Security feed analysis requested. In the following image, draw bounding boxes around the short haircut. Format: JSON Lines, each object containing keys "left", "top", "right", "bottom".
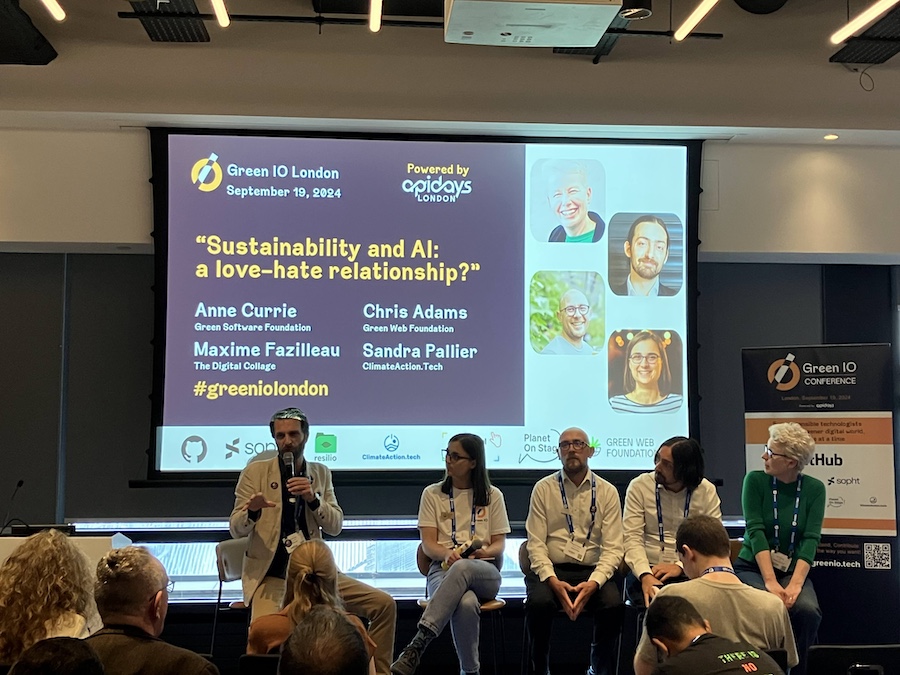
{"left": 769, "top": 422, "right": 815, "bottom": 469}
{"left": 279, "top": 605, "right": 368, "bottom": 675}
{"left": 10, "top": 637, "right": 104, "bottom": 675}
{"left": 625, "top": 214, "right": 670, "bottom": 249}
{"left": 270, "top": 407, "right": 310, "bottom": 437}
{"left": 94, "top": 547, "right": 166, "bottom": 619}
{"left": 675, "top": 515, "right": 730, "bottom": 558}
{"left": 543, "top": 160, "right": 589, "bottom": 193}
{"left": 645, "top": 596, "right": 705, "bottom": 643}
{"left": 670, "top": 438, "right": 706, "bottom": 491}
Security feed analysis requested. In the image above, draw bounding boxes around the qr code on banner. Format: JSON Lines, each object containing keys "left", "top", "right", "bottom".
{"left": 864, "top": 543, "right": 892, "bottom": 570}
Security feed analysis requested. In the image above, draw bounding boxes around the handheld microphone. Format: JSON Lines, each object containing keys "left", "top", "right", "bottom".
{"left": 441, "top": 538, "right": 484, "bottom": 570}
{"left": 282, "top": 452, "right": 296, "bottom": 504}
{"left": 1, "top": 479, "right": 24, "bottom": 534}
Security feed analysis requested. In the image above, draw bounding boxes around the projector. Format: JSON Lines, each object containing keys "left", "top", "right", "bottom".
{"left": 444, "top": 0, "right": 623, "bottom": 47}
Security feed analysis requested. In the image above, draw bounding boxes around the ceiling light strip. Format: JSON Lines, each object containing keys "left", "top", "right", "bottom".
{"left": 369, "top": 0, "right": 383, "bottom": 32}
{"left": 39, "top": 0, "right": 66, "bottom": 22}
{"left": 674, "top": 0, "right": 719, "bottom": 42}
{"left": 830, "top": 0, "right": 900, "bottom": 44}
{"left": 210, "top": 0, "right": 231, "bottom": 28}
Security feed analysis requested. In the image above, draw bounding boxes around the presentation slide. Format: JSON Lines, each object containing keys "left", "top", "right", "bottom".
{"left": 156, "top": 133, "right": 689, "bottom": 472}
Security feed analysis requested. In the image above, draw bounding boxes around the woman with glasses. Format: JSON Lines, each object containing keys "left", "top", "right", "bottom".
{"left": 391, "top": 433, "right": 511, "bottom": 675}
{"left": 609, "top": 330, "right": 682, "bottom": 413}
{"left": 247, "top": 539, "right": 376, "bottom": 673}
{"left": 735, "top": 422, "right": 825, "bottom": 675}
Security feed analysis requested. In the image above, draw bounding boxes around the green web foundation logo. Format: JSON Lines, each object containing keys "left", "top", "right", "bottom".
{"left": 191, "top": 153, "right": 223, "bottom": 192}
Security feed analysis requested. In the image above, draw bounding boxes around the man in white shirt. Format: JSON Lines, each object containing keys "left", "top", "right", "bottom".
{"left": 524, "top": 428, "right": 625, "bottom": 675}
{"left": 623, "top": 437, "right": 722, "bottom": 606}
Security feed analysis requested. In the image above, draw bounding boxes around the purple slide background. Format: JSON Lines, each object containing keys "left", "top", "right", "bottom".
{"left": 165, "top": 135, "right": 525, "bottom": 426}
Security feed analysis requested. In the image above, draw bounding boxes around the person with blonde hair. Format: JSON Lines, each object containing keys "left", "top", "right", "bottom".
{"left": 736, "top": 422, "right": 825, "bottom": 675}
{"left": 247, "top": 539, "right": 376, "bottom": 674}
{"left": 0, "top": 529, "right": 101, "bottom": 665}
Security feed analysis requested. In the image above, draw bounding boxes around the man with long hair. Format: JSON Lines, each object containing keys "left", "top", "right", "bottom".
{"left": 623, "top": 437, "right": 721, "bottom": 606}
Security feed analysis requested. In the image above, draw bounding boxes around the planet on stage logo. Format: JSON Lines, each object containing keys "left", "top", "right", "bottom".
{"left": 767, "top": 352, "right": 800, "bottom": 391}
{"left": 191, "top": 153, "right": 223, "bottom": 192}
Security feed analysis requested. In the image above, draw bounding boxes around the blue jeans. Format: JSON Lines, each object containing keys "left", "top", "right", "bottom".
{"left": 420, "top": 558, "right": 501, "bottom": 674}
{"left": 734, "top": 558, "right": 822, "bottom": 675}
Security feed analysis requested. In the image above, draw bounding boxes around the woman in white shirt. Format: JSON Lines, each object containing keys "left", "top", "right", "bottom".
{"left": 391, "top": 433, "right": 511, "bottom": 675}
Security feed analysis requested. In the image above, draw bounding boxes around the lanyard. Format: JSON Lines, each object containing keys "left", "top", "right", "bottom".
{"left": 655, "top": 483, "right": 693, "bottom": 548}
{"left": 772, "top": 474, "right": 802, "bottom": 556}
{"left": 700, "top": 566, "right": 737, "bottom": 577}
{"left": 558, "top": 471, "right": 597, "bottom": 543}
{"left": 449, "top": 490, "right": 477, "bottom": 547}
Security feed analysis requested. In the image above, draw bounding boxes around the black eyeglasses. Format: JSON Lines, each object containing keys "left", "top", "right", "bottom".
{"left": 442, "top": 449, "right": 473, "bottom": 463}
{"left": 558, "top": 440, "right": 588, "bottom": 451}
{"left": 764, "top": 445, "right": 788, "bottom": 459}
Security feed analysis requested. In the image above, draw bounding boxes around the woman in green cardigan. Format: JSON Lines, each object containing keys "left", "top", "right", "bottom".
{"left": 735, "top": 422, "right": 825, "bottom": 675}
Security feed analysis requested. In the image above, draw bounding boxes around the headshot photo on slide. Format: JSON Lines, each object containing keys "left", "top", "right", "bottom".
{"left": 530, "top": 271, "right": 605, "bottom": 356}
{"left": 608, "top": 213, "right": 683, "bottom": 297}
{"left": 608, "top": 329, "right": 683, "bottom": 412}
{"left": 529, "top": 159, "right": 606, "bottom": 243}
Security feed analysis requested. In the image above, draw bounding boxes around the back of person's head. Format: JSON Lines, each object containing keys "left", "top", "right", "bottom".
{"left": 0, "top": 529, "right": 95, "bottom": 664}
{"left": 675, "top": 515, "right": 731, "bottom": 558}
{"left": 94, "top": 547, "right": 166, "bottom": 623}
{"left": 645, "top": 596, "right": 706, "bottom": 644}
{"left": 9, "top": 637, "right": 104, "bottom": 675}
{"left": 283, "top": 540, "right": 342, "bottom": 626}
{"left": 670, "top": 438, "right": 706, "bottom": 490}
{"left": 279, "top": 605, "right": 368, "bottom": 675}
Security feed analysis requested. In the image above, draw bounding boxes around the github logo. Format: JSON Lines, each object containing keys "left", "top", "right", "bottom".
{"left": 191, "top": 153, "right": 223, "bottom": 192}
{"left": 181, "top": 435, "right": 208, "bottom": 463}
{"left": 767, "top": 352, "right": 800, "bottom": 391}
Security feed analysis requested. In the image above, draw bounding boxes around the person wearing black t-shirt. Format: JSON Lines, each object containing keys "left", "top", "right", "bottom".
{"left": 645, "top": 595, "right": 785, "bottom": 675}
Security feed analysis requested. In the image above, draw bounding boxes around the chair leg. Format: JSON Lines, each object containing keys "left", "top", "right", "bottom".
{"left": 210, "top": 579, "right": 223, "bottom": 657}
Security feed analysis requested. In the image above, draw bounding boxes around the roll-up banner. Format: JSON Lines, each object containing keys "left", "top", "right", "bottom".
{"left": 742, "top": 344, "right": 898, "bottom": 643}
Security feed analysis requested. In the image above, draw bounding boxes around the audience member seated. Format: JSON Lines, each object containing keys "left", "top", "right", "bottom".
{"left": 86, "top": 546, "right": 219, "bottom": 675}
{"left": 633, "top": 515, "right": 798, "bottom": 675}
{"left": 279, "top": 605, "right": 370, "bottom": 675}
{"left": 9, "top": 637, "right": 105, "bottom": 675}
{"left": 735, "top": 422, "right": 824, "bottom": 675}
{"left": 247, "top": 539, "right": 375, "bottom": 673}
{"left": 644, "top": 595, "right": 785, "bottom": 675}
{"left": 0, "top": 529, "right": 101, "bottom": 664}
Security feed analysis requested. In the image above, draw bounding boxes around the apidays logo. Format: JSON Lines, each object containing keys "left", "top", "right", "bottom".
{"left": 767, "top": 352, "right": 800, "bottom": 391}
{"left": 402, "top": 174, "right": 473, "bottom": 203}
{"left": 191, "top": 152, "right": 223, "bottom": 192}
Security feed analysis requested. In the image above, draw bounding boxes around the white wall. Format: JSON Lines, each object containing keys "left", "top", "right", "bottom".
{"left": 700, "top": 141, "right": 900, "bottom": 263}
{"left": 2, "top": 128, "right": 899, "bottom": 263}
{"left": 0, "top": 129, "right": 152, "bottom": 251}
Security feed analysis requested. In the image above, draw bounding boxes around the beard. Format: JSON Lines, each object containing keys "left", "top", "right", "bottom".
{"left": 632, "top": 258, "right": 661, "bottom": 280}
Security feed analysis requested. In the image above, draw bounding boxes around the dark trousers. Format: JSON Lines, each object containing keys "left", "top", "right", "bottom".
{"left": 524, "top": 563, "right": 624, "bottom": 675}
{"left": 623, "top": 570, "right": 689, "bottom": 607}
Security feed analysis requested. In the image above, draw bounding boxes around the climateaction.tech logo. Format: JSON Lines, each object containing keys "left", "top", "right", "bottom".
{"left": 767, "top": 352, "right": 800, "bottom": 391}
{"left": 191, "top": 153, "right": 223, "bottom": 192}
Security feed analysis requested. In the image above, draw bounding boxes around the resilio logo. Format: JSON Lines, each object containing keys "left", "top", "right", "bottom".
{"left": 767, "top": 352, "right": 800, "bottom": 391}
{"left": 191, "top": 153, "right": 223, "bottom": 192}
{"left": 315, "top": 433, "right": 337, "bottom": 454}
{"left": 181, "top": 435, "right": 208, "bottom": 463}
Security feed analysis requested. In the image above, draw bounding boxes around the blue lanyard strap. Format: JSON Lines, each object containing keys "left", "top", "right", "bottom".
{"left": 449, "top": 491, "right": 477, "bottom": 547}
{"left": 557, "top": 471, "right": 597, "bottom": 543}
{"left": 772, "top": 473, "right": 802, "bottom": 556}
{"left": 700, "top": 566, "right": 737, "bottom": 577}
{"left": 655, "top": 483, "right": 693, "bottom": 548}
